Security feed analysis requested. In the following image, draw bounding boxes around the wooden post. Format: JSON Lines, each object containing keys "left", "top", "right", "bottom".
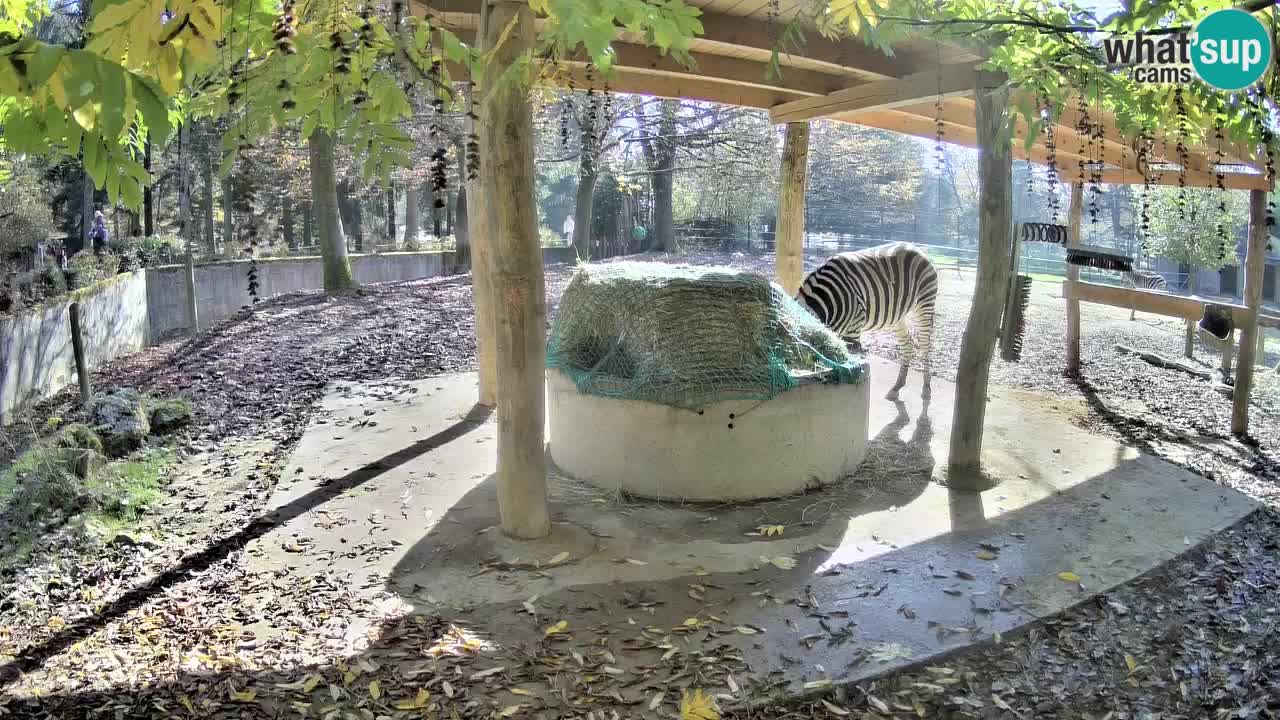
{"left": 1232, "top": 189, "right": 1268, "bottom": 435}
{"left": 1220, "top": 330, "right": 1234, "bottom": 376}
{"left": 1064, "top": 183, "right": 1084, "bottom": 374}
{"left": 69, "top": 302, "right": 92, "bottom": 406}
{"left": 481, "top": 0, "right": 550, "bottom": 539}
{"left": 467, "top": 88, "right": 499, "bottom": 407}
{"left": 775, "top": 122, "right": 810, "bottom": 295}
{"left": 946, "top": 71, "right": 1011, "bottom": 482}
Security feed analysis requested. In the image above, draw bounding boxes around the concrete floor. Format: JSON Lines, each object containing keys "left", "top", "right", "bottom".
{"left": 247, "top": 358, "right": 1256, "bottom": 706}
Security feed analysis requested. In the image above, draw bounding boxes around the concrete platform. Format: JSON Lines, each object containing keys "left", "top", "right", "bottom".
{"left": 247, "top": 358, "right": 1256, "bottom": 709}
{"left": 547, "top": 367, "right": 871, "bottom": 501}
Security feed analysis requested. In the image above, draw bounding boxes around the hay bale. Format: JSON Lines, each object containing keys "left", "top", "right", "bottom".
{"left": 547, "top": 261, "right": 866, "bottom": 409}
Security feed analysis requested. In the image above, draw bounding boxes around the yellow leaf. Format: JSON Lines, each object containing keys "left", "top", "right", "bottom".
{"left": 734, "top": 625, "right": 758, "bottom": 635}
{"left": 394, "top": 688, "right": 431, "bottom": 709}
{"left": 1125, "top": 654, "right": 1137, "bottom": 673}
{"left": 47, "top": 616, "right": 66, "bottom": 631}
{"left": 1057, "top": 571, "right": 1081, "bottom": 582}
{"left": 680, "top": 688, "right": 720, "bottom": 720}
{"left": 544, "top": 620, "right": 568, "bottom": 636}
{"left": 302, "top": 674, "right": 321, "bottom": 694}
{"left": 758, "top": 525, "right": 784, "bottom": 537}
{"left": 769, "top": 556, "right": 797, "bottom": 570}
{"left": 179, "top": 695, "right": 195, "bottom": 713}
{"left": 547, "top": 551, "right": 569, "bottom": 565}
{"left": 368, "top": 679, "right": 381, "bottom": 699}
{"left": 509, "top": 687, "right": 534, "bottom": 696}
{"left": 802, "top": 679, "right": 832, "bottom": 690}
{"left": 229, "top": 688, "right": 257, "bottom": 702}
{"left": 499, "top": 705, "right": 523, "bottom": 717}
{"left": 976, "top": 550, "right": 998, "bottom": 561}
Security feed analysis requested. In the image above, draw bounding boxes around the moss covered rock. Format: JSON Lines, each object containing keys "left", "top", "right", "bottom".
{"left": 146, "top": 397, "right": 193, "bottom": 434}
{"left": 90, "top": 389, "right": 150, "bottom": 457}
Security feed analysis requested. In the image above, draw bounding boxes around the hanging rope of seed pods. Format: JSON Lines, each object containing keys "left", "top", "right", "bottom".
{"left": 1174, "top": 87, "right": 1189, "bottom": 222}
{"left": 1044, "top": 99, "right": 1060, "bottom": 223}
{"left": 1213, "top": 120, "right": 1231, "bottom": 264}
{"left": 933, "top": 42, "right": 945, "bottom": 177}
{"left": 1137, "top": 126, "right": 1153, "bottom": 255}
{"left": 1087, "top": 84, "right": 1104, "bottom": 228}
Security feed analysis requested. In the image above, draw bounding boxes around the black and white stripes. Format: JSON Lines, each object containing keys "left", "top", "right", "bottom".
{"left": 1127, "top": 269, "right": 1168, "bottom": 291}
{"left": 796, "top": 242, "right": 938, "bottom": 399}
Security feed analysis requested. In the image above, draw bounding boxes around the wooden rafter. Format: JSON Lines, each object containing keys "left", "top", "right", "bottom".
{"left": 768, "top": 64, "right": 979, "bottom": 124}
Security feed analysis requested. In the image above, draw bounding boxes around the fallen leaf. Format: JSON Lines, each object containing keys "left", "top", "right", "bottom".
{"left": 544, "top": 620, "right": 568, "bottom": 636}
{"left": 510, "top": 687, "right": 534, "bottom": 696}
{"left": 1125, "top": 654, "right": 1138, "bottom": 673}
{"left": 1057, "top": 571, "right": 1081, "bottom": 582}
{"left": 229, "top": 688, "right": 257, "bottom": 702}
{"left": 734, "top": 625, "right": 758, "bottom": 635}
{"left": 680, "top": 688, "right": 720, "bottom": 720}
{"left": 368, "top": 679, "right": 381, "bottom": 700}
{"left": 499, "top": 705, "right": 524, "bottom": 717}
{"left": 765, "top": 556, "right": 797, "bottom": 570}
{"left": 802, "top": 679, "right": 832, "bottom": 690}
{"left": 46, "top": 616, "right": 66, "bottom": 631}
{"left": 625, "top": 558, "right": 648, "bottom": 565}
{"left": 822, "top": 699, "right": 850, "bottom": 716}
{"left": 650, "top": 691, "right": 666, "bottom": 710}
{"left": 976, "top": 550, "right": 998, "bottom": 561}
{"left": 547, "top": 551, "right": 569, "bottom": 566}
{"left": 394, "top": 688, "right": 432, "bottom": 710}
{"left": 758, "top": 524, "right": 785, "bottom": 537}
{"left": 868, "top": 695, "right": 891, "bottom": 713}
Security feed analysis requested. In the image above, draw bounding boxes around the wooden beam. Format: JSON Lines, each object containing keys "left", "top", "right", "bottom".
{"left": 586, "top": 43, "right": 839, "bottom": 96}
{"left": 482, "top": 0, "right": 551, "bottom": 539}
{"left": 1065, "top": 183, "right": 1084, "bottom": 374}
{"left": 770, "top": 65, "right": 978, "bottom": 124}
{"left": 1064, "top": 280, "right": 1280, "bottom": 329}
{"left": 946, "top": 70, "right": 1011, "bottom": 484}
{"left": 1232, "top": 189, "right": 1269, "bottom": 435}
{"left": 775, "top": 122, "right": 809, "bottom": 295}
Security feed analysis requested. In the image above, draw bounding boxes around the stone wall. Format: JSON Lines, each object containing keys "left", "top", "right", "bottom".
{"left": 1, "top": 271, "right": 150, "bottom": 424}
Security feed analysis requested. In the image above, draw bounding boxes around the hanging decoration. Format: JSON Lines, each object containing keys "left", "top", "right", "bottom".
{"left": 1136, "top": 127, "right": 1153, "bottom": 255}
{"left": 1173, "top": 87, "right": 1189, "bottom": 222}
{"left": 1044, "top": 100, "right": 1060, "bottom": 223}
{"left": 1213, "top": 121, "right": 1231, "bottom": 264}
{"left": 1088, "top": 89, "right": 1104, "bottom": 228}
{"left": 933, "top": 42, "right": 945, "bottom": 177}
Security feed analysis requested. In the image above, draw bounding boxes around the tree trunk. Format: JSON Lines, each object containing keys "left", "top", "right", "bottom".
{"left": 465, "top": 84, "right": 495, "bottom": 403}
{"left": 1065, "top": 183, "right": 1084, "bottom": 372}
{"left": 386, "top": 184, "right": 396, "bottom": 243}
{"left": 454, "top": 184, "right": 470, "bottom": 269}
{"left": 201, "top": 138, "right": 215, "bottom": 254}
{"left": 946, "top": 71, "right": 1012, "bottom": 484}
{"left": 775, "top": 122, "right": 810, "bottom": 295}
{"left": 431, "top": 185, "right": 443, "bottom": 237}
{"left": 573, "top": 169, "right": 597, "bottom": 258}
{"left": 221, "top": 171, "right": 234, "bottom": 254}
{"left": 283, "top": 196, "right": 295, "bottom": 250}
{"left": 404, "top": 181, "right": 419, "bottom": 247}
{"left": 302, "top": 202, "right": 313, "bottom": 248}
{"left": 481, "top": 0, "right": 550, "bottom": 539}
{"left": 308, "top": 129, "right": 356, "bottom": 291}
{"left": 177, "top": 123, "right": 193, "bottom": 252}
{"left": 144, "top": 140, "right": 155, "bottom": 237}
{"left": 651, "top": 168, "right": 674, "bottom": 252}
{"left": 1232, "top": 189, "right": 1269, "bottom": 435}
{"left": 81, "top": 166, "right": 94, "bottom": 252}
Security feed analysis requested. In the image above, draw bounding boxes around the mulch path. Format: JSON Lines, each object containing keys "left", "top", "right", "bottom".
{"left": 2, "top": 254, "right": 1279, "bottom": 719}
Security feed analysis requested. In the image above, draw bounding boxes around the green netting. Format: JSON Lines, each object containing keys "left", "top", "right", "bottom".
{"left": 546, "top": 261, "right": 868, "bottom": 410}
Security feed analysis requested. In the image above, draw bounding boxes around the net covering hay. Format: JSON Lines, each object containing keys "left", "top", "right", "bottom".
{"left": 546, "top": 261, "right": 868, "bottom": 410}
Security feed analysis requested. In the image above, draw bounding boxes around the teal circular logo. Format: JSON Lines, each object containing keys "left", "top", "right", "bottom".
{"left": 1191, "top": 9, "right": 1272, "bottom": 91}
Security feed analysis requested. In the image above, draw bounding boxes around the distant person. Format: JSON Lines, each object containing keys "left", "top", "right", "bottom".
{"left": 563, "top": 215, "right": 575, "bottom": 245}
{"left": 631, "top": 223, "right": 647, "bottom": 249}
{"left": 90, "top": 211, "right": 109, "bottom": 255}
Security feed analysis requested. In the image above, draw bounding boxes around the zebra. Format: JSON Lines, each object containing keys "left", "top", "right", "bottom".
{"left": 1126, "top": 269, "right": 1167, "bottom": 321}
{"left": 796, "top": 242, "right": 938, "bottom": 401}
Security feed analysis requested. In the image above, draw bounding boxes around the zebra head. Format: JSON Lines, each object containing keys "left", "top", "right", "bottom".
{"left": 795, "top": 272, "right": 867, "bottom": 344}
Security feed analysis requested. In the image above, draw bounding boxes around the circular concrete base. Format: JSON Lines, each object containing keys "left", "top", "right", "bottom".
{"left": 485, "top": 523, "right": 599, "bottom": 569}
{"left": 547, "top": 369, "right": 870, "bottom": 502}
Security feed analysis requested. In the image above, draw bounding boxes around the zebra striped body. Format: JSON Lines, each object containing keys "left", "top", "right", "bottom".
{"left": 797, "top": 242, "right": 938, "bottom": 399}
{"left": 1128, "top": 270, "right": 1168, "bottom": 291}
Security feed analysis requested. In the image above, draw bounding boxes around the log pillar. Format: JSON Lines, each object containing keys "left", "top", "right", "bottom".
{"left": 467, "top": 80, "right": 499, "bottom": 408}
{"left": 945, "top": 71, "right": 1011, "bottom": 483}
{"left": 775, "top": 122, "right": 810, "bottom": 295}
{"left": 1232, "top": 189, "right": 1269, "bottom": 435}
{"left": 480, "top": 0, "right": 550, "bottom": 539}
{"left": 1064, "top": 183, "right": 1084, "bottom": 374}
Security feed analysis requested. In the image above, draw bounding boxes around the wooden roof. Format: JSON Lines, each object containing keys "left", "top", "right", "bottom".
{"left": 420, "top": 0, "right": 1271, "bottom": 190}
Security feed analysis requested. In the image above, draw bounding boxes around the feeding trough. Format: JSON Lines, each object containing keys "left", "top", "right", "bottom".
{"left": 546, "top": 262, "right": 871, "bottom": 502}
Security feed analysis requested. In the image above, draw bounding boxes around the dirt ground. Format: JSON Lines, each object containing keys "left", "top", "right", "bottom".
{"left": 2, "top": 251, "right": 1279, "bottom": 718}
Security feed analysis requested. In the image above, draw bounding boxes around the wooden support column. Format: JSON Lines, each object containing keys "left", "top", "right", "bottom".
{"left": 1064, "top": 183, "right": 1084, "bottom": 374}
{"left": 481, "top": 0, "right": 550, "bottom": 539}
{"left": 946, "top": 71, "right": 1011, "bottom": 483}
{"left": 775, "top": 122, "right": 810, "bottom": 295}
{"left": 1232, "top": 189, "right": 1269, "bottom": 435}
{"left": 467, "top": 80, "right": 499, "bottom": 408}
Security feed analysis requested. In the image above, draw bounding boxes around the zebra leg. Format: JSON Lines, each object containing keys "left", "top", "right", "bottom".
{"left": 916, "top": 304, "right": 934, "bottom": 398}
{"left": 886, "top": 321, "right": 914, "bottom": 400}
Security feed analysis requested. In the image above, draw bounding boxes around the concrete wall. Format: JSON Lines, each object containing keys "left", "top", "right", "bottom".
{"left": 1, "top": 271, "right": 149, "bottom": 424}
